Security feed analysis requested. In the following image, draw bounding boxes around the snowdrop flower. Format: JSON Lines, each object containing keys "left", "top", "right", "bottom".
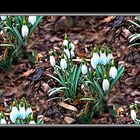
{"left": 1, "top": 16, "right": 7, "bottom": 20}
{"left": 19, "top": 104, "right": 26, "bottom": 119}
{"left": 60, "top": 58, "right": 67, "bottom": 70}
{"left": 81, "top": 64, "right": 88, "bottom": 75}
{"left": 100, "top": 49, "right": 107, "bottom": 65}
{"left": 29, "top": 120, "right": 36, "bottom": 124}
{"left": 70, "top": 50, "right": 75, "bottom": 58}
{"left": 64, "top": 48, "right": 70, "bottom": 59}
{"left": 102, "top": 75, "right": 109, "bottom": 92}
{"left": 91, "top": 47, "right": 100, "bottom": 69}
{"left": 26, "top": 107, "right": 33, "bottom": 117}
{"left": 63, "top": 39, "right": 69, "bottom": 47}
{"left": 28, "top": 16, "right": 36, "bottom": 25}
{"left": 70, "top": 42, "right": 75, "bottom": 51}
{"left": 131, "top": 110, "right": 136, "bottom": 121}
{"left": 10, "top": 106, "right": 20, "bottom": 123}
{"left": 109, "top": 64, "right": 117, "bottom": 80}
{"left": 50, "top": 55, "right": 55, "bottom": 66}
{"left": 107, "top": 50, "right": 113, "bottom": 63}
{"left": 21, "top": 25, "right": 29, "bottom": 38}
{"left": 0, "top": 118, "right": 7, "bottom": 124}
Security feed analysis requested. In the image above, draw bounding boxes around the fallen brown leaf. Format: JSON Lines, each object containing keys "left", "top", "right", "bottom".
{"left": 64, "top": 116, "right": 76, "bottom": 124}
{"left": 58, "top": 101, "right": 78, "bottom": 111}
{"left": 21, "top": 69, "right": 34, "bottom": 78}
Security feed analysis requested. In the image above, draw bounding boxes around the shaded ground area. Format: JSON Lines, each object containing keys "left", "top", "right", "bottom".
{"left": 0, "top": 16, "right": 140, "bottom": 124}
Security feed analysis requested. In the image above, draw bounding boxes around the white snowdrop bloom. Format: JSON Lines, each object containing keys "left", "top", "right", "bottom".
{"left": 1, "top": 16, "right": 7, "bottom": 20}
{"left": 70, "top": 50, "right": 75, "bottom": 58}
{"left": 102, "top": 79, "right": 110, "bottom": 92}
{"left": 91, "top": 52, "right": 100, "bottom": 69}
{"left": 81, "top": 64, "right": 88, "bottom": 75}
{"left": 131, "top": 110, "right": 136, "bottom": 121}
{"left": 10, "top": 106, "right": 20, "bottom": 123}
{"left": 29, "top": 120, "right": 36, "bottom": 124}
{"left": 70, "top": 42, "right": 75, "bottom": 51}
{"left": 100, "top": 51, "right": 107, "bottom": 65}
{"left": 28, "top": 16, "right": 36, "bottom": 25}
{"left": 109, "top": 66, "right": 117, "bottom": 79}
{"left": 64, "top": 48, "right": 70, "bottom": 59}
{"left": 60, "top": 59, "right": 67, "bottom": 70}
{"left": 0, "top": 118, "right": 7, "bottom": 124}
{"left": 50, "top": 55, "right": 55, "bottom": 67}
{"left": 107, "top": 53, "right": 113, "bottom": 63}
{"left": 21, "top": 25, "right": 29, "bottom": 38}
{"left": 26, "top": 107, "right": 33, "bottom": 117}
{"left": 63, "top": 39, "right": 69, "bottom": 47}
{"left": 19, "top": 105, "right": 26, "bottom": 119}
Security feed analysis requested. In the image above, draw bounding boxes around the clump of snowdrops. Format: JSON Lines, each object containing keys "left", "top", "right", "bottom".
{"left": 48, "top": 34, "right": 86, "bottom": 102}
{"left": 0, "top": 97, "right": 44, "bottom": 124}
{"left": 0, "top": 15, "right": 43, "bottom": 71}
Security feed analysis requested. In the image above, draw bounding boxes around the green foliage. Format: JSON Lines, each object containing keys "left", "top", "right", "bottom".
{"left": 0, "top": 16, "right": 43, "bottom": 71}
{"left": 128, "top": 16, "right": 140, "bottom": 47}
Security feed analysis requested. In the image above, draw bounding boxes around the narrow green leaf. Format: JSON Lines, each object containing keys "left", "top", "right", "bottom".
{"left": 128, "top": 20, "right": 140, "bottom": 28}
{"left": 0, "top": 44, "right": 15, "bottom": 47}
{"left": 93, "top": 80, "right": 104, "bottom": 101}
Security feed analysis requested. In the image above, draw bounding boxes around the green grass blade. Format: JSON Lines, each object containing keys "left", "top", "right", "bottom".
{"left": 129, "top": 42, "right": 140, "bottom": 47}
{"left": 93, "top": 80, "right": 104, "bottom": 101}
{"left": 0, "top": 44, "right": 15, "bottom": 47}
{"left": 128, "top": 20, "right": 140, "bottom": 28}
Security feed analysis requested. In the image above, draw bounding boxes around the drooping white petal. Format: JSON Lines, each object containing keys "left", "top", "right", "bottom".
{"left": 1, "top": 16, "right": 7, "bottom": 20}
{"left": 29, "top": 120, "right": 36, "bottom": 124}
{"left": 26, "top": 107, "right": 33, "bottom": 117}
{"left": 91, "top": 52, "right": 100, "bottom": 69}
{"left": 0, "top": 118, "right": 7, "bottom": 124}
{"left": 60, "top": 59, "right": 67, "bottom": 70}
{"left": 107, "top": 53, "right": 113, "bottom": 63}
{"left": 131, "top": 110, "right": 136, "bottom": 121}
{"left": 10, "top": 106, "right": 20, "bottom": 123}
{"left": 50, "top": 56, "right": 55, "bottom": 66}
{"left": 102, "top": 79, "right": 110, "bottom": 92}
{"left": 21, "top": 25, "right": 29, "bottom": 38}
{"left": 63, "top": 40, "right": 68, "bottom": 47}
{"left": 64, "top": 49, "right": 70, "bottom": 59}
{"left": 70, "top": 50, "right": 75, "bottom": 58}
{"left": 100, "top": 52, "right": 107, "bottom": 65}
{"left": 70, "top": 42, "right": 75, "bottom": 51}
{"left": 109, "top": 66, "right": 117, "bottom": 79}
{"left": 81, "top": 64, "right": 88, "bottom": 75}
{"left": 28, "top": 16, "right": 36, "bottom": 25}
{"left": 19, "top": 105, "right": 26, "bottom": 119}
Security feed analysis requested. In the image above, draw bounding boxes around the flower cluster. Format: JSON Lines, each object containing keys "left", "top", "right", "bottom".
{"left": 49, "top": 34, "right": 76, "bottom": 71}
{"left": 9, "top": 98, "right": 35, "bottom": 124}
{"left": 90, "top": 45, "right": 118, "bottom": 92}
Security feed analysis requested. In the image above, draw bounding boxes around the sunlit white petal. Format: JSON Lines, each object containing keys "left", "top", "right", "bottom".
{"left": 70, "top": 42, "right": 75, "bottom": 51}
{"left": 131, "top": 110, "right": 136, "bottom": 121}
{"left": 29, "top": 120, "right": 36, "bottom": 124}
{"left": 10, "top": 106, "right": 20, "bottom": 123}
{"left": 28, "top": 16, "right": 36, "bottom": 25}
{"left": 60, "top": 59, "right": 67, "bottom": 70}
{"left": 100, "top": 52, "right": 107, "bottom": 65}
{"left": 19, "top": 105, "right": 26, "bottom": 119}
{"left": 109, "top": 66, "right": 117, "bottom": 79}
{"left": 1, "top": 16, "right": 7, "bottom": 20}
{"left": 0, "top": 118, "right": 7, "bottom": 124}
{"left": 70, "top": 50, "right": 75, "bottom": 58}
{"left": 81, "top": 64, "right": 88, "bottom": 75}
{"left": 64, "top": 49, "right": 70, "bottom": 59}
{"left": 50, "top": 56, "right": 55, "bottom": 66}
{"left": 102, "top": 79, "right": 109, "bottom": 92}
{"left": 21, "top": 25, "right": 29, "bottom": 38}
{"left": 107, "top": 53, "right": 113, "bottom": 63}
{"left": 26, "top": 107, "right": 33, "bottom": 117}
{"left": 63, "top": 40, "right": 68, "bottom": 47}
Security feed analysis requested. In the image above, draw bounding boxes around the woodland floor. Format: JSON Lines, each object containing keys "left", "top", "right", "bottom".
{"left": 0, "top": 16, "right": 140, "bottom": 124}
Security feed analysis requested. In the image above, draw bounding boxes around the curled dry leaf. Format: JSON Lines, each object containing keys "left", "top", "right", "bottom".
{"left": 58, "top": 101, "right": 78, "bottom": 112}
{"left": 42, "top": 82, "right": 51, "bottom": 93}
{"left": 64, "top": 116, "right": 76, "bottom": 124}
{"left": 21, "top": 69, "right": 34, "bottom": 78}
